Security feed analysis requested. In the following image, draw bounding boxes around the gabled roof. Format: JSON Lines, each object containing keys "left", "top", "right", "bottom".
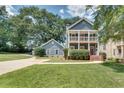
{"left": 67, "top": 17, "right": 93, "bottom": 30}
{"left": 41, "top": 39, "right": 64, "bottom": 48}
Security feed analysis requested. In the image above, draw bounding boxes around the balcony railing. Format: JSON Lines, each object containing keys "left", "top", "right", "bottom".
{"left": 90, "top": 37, "right": 97, "bottom": 41}
{"left": 80, "top": 37, "right": 88, "bottom": 41}
{"left": 70, "top": 37, "right": 78, "bottom": 41}
{"left": 69, "top": 37, "right": 97, "bottom": 42}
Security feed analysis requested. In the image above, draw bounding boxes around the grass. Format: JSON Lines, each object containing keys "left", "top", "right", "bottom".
{"left": 0, "top": 53, "right": 32, "bottom": 62}
{"left": 0, "top": 62, "right": 124, "bottom": 87}
{"left": 36, "top": 56, "right": 90, "bottom": 62}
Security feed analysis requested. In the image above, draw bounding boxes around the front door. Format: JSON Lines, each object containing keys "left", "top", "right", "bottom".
{"left": 90, "top": 46, "right": 95, "bottom": 55}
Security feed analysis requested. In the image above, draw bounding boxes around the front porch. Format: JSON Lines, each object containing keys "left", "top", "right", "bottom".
{"left": 69, "top": 43, "right": 98, "bottom": 55}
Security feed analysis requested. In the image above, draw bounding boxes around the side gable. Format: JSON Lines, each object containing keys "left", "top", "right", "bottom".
{"left": 67, "top": 17, "right": 94, "bottom": 30}
{"left": 41, "top": 39, "right": 64, "bottom": 49}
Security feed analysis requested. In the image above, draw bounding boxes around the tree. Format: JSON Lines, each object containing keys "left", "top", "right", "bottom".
{"left": 63, "top": 16, "right": 80, "bottom": 26}
{"left": 87, "top": 5, "right": 124, "bottom": 43}
{"left": 19, "top": 6, "right": 66, "bottom": 46}
{"left": 7, "top": 6, "right": 66, "bottom": 52}
{"left": 0, "top": 6, "right": 9, "bottom": 51}
{"left": 8, "top": 15, "right": 33, "bottom": 52}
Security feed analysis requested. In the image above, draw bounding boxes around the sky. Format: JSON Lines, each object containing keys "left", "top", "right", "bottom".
{"left": 6, "top": 5, "right": 94, "bottom": 19}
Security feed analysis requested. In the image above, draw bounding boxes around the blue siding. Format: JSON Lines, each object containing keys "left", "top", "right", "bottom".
{"left": 41, "top": 40, "right": 64, "bottom": 56}
{"left": 45, "top": 45, "right": 64, "bottom": 56}
{"left": 69, "top": 20, "right": 93, "bottom": 30}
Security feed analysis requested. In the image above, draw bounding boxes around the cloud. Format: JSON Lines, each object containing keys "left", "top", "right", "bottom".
{"left": 59, "top": 8, "right": 65, "bottom": 19}
{"left": 6, "top": 5, "right": 17, "bottom": 16}
{"left": 66, "top": 5, "right": 95, "bottom": 20}
{"left": 59, "top": 9, "right": 64, "bottom": 14}
{"left": 67, "top": 5, "right": 86, "bottom": 17}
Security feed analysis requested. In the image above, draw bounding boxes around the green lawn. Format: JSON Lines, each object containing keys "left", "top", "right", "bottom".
{"left": 0, "top": 62, "right": 124, "bottom": 87}
{"left": 0, "top": 53, "right": 32, "bottom": 62}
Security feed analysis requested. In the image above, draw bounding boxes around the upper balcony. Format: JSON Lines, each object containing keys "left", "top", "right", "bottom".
{"left": 70, "top": 37, "right": 78, "bottom": 41}
{"left": 69, "top": 36, "right": 97, "bottom": 43}
{"left": 68, "top": 31, "right": 98, "bottom": 43}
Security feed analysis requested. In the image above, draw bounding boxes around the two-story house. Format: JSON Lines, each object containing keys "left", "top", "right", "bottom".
{"left": 66, "top": 17, "right": 99, "bottom": 55}
{"left": 40, "top": 17, "right": 123, "bottom": 59}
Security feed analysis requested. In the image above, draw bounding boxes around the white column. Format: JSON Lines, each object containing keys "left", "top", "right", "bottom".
{"left": 88, "top": 31, "right": 90, "bottom": 51}
{"left": 67, "top": 30, "right": 70, "bottom": 49}
{"left": 78, "top": 31, "right": 80, "bottom": 50}
{"left": 67, "top": 30, "right": 70, "bottom": 56}
{"left": 97, "top": 42, "right": 99, "bottom": 55}
{"left": 97, "top": 33, "right": 99, "bottom": 55}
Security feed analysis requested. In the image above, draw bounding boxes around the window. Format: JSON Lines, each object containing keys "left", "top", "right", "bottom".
{"left": 70, "top": 33, "right": 78, "bottom": 41}
{"left": 85, "top": 34, "right": 88, "bottom": 37}
{"left": 46, "top": 50, "right": 49, "bottom": 54}
{"left": 55, "top": 50, "right": 59, "bottom": 54}
{"left": 93, "top": 34, "right": 96, "bottom": 37}
{"left": 81, "top": 34, "right": 85, "bottom": 36}
{"left": 90, "top": 33, "right": 96, "bottom": 37}
{"left": 90, "top": 34, "right": 93, "bottom": 37}
{"left": 113, "top": 49, "right": 116, "bottom": 55}
{"left": 118, "top": 48, "right": 121, "bottom": 55}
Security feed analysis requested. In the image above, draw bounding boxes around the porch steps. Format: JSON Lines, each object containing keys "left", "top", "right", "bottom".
{"left": 90, "top": 55, "right": 103, "bottom": 61}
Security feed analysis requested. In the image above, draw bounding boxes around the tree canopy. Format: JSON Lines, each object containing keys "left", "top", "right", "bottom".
{"left": 87, "top": 5, "right": 124, "bottom": 43}
{"left": 1, "top": 5, "right": 124, "bottom": 53}
{"left": 0, "top": 6, "right": 9, "bottom": 51}
{"left": 0, "top": 6, "right": 78, "bottom": 52}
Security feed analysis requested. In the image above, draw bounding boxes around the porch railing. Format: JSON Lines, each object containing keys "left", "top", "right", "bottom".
{"left": 69, "top": 37, "right": 97, "bottom": 42}
{"left": 70, "top": 37, "right": 78, "bottom": 41}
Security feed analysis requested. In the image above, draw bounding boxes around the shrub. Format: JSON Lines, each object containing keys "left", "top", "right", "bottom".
{"left": 34, "top": 47, "right": 46, "bottom": 57}
{"left": 0, "top": 45, "right": 9, "bottom": 52}
{"left": 99, "top": 52, "right": 106, "bottom": 61}
{"left": 63, "top": 48, "right": 68, "bottom": 60}
{"left": 107, "top": 57, "right": 120, "bottom": 63}
{"left": 70, "top": 49, "right": 89, "bottom": 60}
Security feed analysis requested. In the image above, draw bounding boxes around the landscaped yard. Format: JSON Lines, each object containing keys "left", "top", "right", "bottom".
{"left": 0, "top": 53, "right": 32, "bottom": 62}
{"left": 0, "top": 62, "right": 124, "bottom": 87}
{"left": 36, "top": 56, "right": 90, "bottom": 62}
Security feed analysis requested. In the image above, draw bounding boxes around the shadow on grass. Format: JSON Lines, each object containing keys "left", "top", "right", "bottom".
{"left": 102, "top": 62, "right": 124, "bottom": 73}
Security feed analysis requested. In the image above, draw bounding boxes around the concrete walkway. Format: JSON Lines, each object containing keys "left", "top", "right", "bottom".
{"left": 42, "top": 61, "right": 103, "bottom": 64}
{"left": 0, "top": 58, "right": 103, "bottom": 75}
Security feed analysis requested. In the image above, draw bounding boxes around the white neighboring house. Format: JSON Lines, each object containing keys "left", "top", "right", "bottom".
{"left": 99, "top": 39, "right": 124, "bottom": 59}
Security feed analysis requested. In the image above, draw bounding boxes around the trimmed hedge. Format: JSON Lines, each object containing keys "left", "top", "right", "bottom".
{"left": 34, "top": 47, "right": 46, "bottom": 57}
{"left": 69, "top": 49, "right": 89, "bottom": 60}
{"left": 107, "top": 58, "right": 118, "bottom": 63}
{"left": 63, "top": 48, "right": 68, "bottom": 60}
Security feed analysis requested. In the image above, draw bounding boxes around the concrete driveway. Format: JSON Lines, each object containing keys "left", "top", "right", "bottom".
{"left": 0, "top": 57, "right": 51, "bottom": 75}
{"left": 0, "top": 57, "right": 102, "bottom": 76}
{"left": 0, "top": 58, "right": 36, "bottom": 75}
